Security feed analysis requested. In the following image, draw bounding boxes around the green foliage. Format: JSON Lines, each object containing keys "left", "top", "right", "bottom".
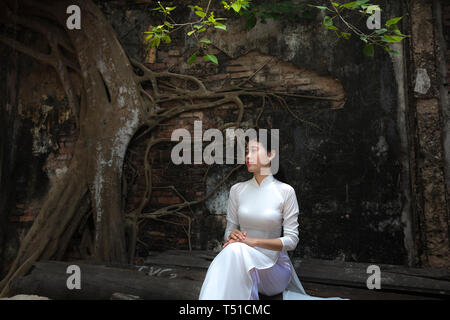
{"left": 144, "top": 25, "right": 172, "bottom": 49}
{"left": 143, "top": 1, "right": 409, "bottom": 64}
{"left": 308, "top": 1, "right": 409, "bottom": 57}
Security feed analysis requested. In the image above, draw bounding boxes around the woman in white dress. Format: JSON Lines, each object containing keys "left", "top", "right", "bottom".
{"left": 198, "top": 131, "right": 348, "bottom": 300}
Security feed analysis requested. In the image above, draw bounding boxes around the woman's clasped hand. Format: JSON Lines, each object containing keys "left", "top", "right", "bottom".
{"left": 223, "top": 229, "right": 258, "bottom": 248}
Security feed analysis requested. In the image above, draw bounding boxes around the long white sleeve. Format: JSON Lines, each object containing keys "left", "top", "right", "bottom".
{"left": 280, "top": 187, "right": 300, "bottom": 251}
{"left": 223, "top": 184, "right": 240, "bottom": 242}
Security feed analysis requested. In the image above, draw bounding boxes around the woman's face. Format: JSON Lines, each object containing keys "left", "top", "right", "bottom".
{"left": 245, "top": 140, "right": 275, "bottom": 174}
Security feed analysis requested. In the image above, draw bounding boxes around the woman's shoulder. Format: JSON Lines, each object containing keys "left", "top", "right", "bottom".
{"left": 230, "top": 181, "right": 244, "bottom": 192}
{"left": 273, "top": 178, "right": 295, "bottom": 193}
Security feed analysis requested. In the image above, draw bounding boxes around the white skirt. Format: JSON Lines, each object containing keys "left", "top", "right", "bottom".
{"left": 198, "top": 242, "right": 348, "bottom": 300}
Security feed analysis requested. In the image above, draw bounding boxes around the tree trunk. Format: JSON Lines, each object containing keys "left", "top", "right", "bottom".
{"left": 0, "top": 0, "right": 147, "bottom": 296}
{"left": 65, "top": 0, "right": 146, "bottom": 262}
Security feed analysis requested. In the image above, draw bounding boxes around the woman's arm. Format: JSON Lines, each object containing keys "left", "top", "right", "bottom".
{"left": 279, "top": 187, "right": 300, "bottom": 251}
{"left": 223, "top": 184, "right": 240, "bottom": 242}
{"left": 253, "top": 237, "right": 283, "bottom": 251}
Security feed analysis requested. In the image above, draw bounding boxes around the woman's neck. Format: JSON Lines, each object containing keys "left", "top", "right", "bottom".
{"left": 253, "top": 172, "right": 271, "bottom": 186}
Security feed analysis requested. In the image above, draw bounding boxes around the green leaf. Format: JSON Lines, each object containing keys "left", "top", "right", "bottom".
{"left": 332, "top": 2, "right": 340, "bottom": 7}
{"left": 187, "top": 30, "right": 196, "bottom": 36}
{"left": 203, "top": 54, "right": 218, "bottom": 65}
{"left": 382, "top": 34, "right": 405, "bottom": 42}
{"left": 308, "top": 4, "right": 328, "bottom": 10}
{"left": 200, "top": 39, "right": 212, "bottom": 44}
{"left": 214, "top": 24, "right": 227, "bottom": 30}
{"left": 393, "top": 29, "right": 409, "bottom": 37}
{"left": 363, "top": 43, "right": 374, "bottom": 57}
{"left": 386, "top": 16, "right": 403, "bottom": 26}
{"left": 149, "top": 37, "right": 160, "bottom": 48}
{"left": 327, "top": 25, "right": 338, "bottom": 31}
{"left": 323, "top": 16, "right": 333, "bottom": 27}
{"left": 195, "top": 10, "right": 206, "bottom": 18}
{"left": 231, "top": 2, "right": 242, "bottom": 12}
{"left": 188, "top": 5, "right": 203, "bottom": 11}
{"left": 340, "top": 1, "right": 358, "bottom": 9}
{"left": 221, "top": 1, "right": 230, "bottom": 10}
{"left": 341, "top": 32, "right": 351, "bottom": 39}
{"left": 375, "top": 28, "right": 388, "bottom": 34}
{"left": 164, "top": 21, "right": 174, "bottom": 29}
{"left": 188, "top": 52, "right": 197, "bottom": 64}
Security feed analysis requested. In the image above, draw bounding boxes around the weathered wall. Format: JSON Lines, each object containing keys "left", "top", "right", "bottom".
{"left": 404, "top": 0, "right": 450, "bottom": 268}
{"left": 93, "top": 0, "right": 412, "bottom": 265}
{"left": 1, "top": 0, "right": 449, "bottom": 274}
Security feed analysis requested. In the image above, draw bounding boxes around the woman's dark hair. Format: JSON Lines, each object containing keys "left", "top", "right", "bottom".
{"left": 245, "top": 128, "right": 287, "bottom": 183}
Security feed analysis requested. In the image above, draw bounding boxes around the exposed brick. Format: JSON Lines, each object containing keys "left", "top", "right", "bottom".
{"left": 270, "top": 67, "right": 281, "bottom": 73}
{"left": 157, "top": 51, "right": 169, "bottom": 59}
{"left": 158, "top": 196, "right": 181, "bottom": 205}
{"left": 57, "top": 154, "right": 71, "bottom": 160}
{"left": 230, "top": 71, "right": 254, "bottom": 79}
{"left": 19, "top": 216, "right": 34, "bottom": 222}
{"left": 286, "top": 78, "right": 311, "bottom": 86}
{"left": 253, "top": 74, "right": 266, "bottom": 82}
{"left": 226, "top": 65, "right": 249, "bottom": 72}
{"left": 264, "top": 81, "right": 282, "bottom": 87}
{"left": 206, "top": 73, "right": 229, "bottom": 81}
{"left": 284, "top": 73, "right": 296, "bottom": 79}
{"left": 133, "top": 197, "right": 142, "bottom": 204}
{"left": 59, "top": 148, "right": 74, "bottom": 154}
{"left": 168, "top": 49, "right": 181, "bottom": 56}
{"left": 64, "top": 141, "right": 75, "bottom": 148}
{"left": 165, "top": 57, "right": 179, "bottom": 65}
{"left": 144, "top": 63, "right": 166, "bottom": 71}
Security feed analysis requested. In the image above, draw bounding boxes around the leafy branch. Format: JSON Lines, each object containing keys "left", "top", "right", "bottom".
{"left": 144, "top": 0, "right": 248, "bottom": 65}
{"left": 144, "top": 0, "right": 409, "bottom": 65}
{"left": 309, "top": 0, "right": 409, "bottom": 57}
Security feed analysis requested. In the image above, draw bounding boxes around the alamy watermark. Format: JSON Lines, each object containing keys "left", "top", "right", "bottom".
{"left": 66, "top": 264, "right": 81, "bottom": 290}
{"left": 366, "top": 265, "right": 381, "bottom": 289}
{"left": 366, "top": 6, "right": 381, "bottom": 30}
{"left": 170, "top": 121, "right": 279, "bottom": 176}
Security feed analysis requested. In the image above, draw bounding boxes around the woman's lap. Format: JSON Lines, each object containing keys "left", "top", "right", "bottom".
{"left": 220, "top": 242, "right": 291, "bottom": 298}
{"left": 200, "top": 242, "right": 292, "bottom": 299}
{"left": 250, "top": 258, "right": 291, "bottom": 298}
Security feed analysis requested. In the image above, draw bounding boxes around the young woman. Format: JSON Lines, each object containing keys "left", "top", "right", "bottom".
{"left": 198, "top": 130, "right": 348, "bottom": 300}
